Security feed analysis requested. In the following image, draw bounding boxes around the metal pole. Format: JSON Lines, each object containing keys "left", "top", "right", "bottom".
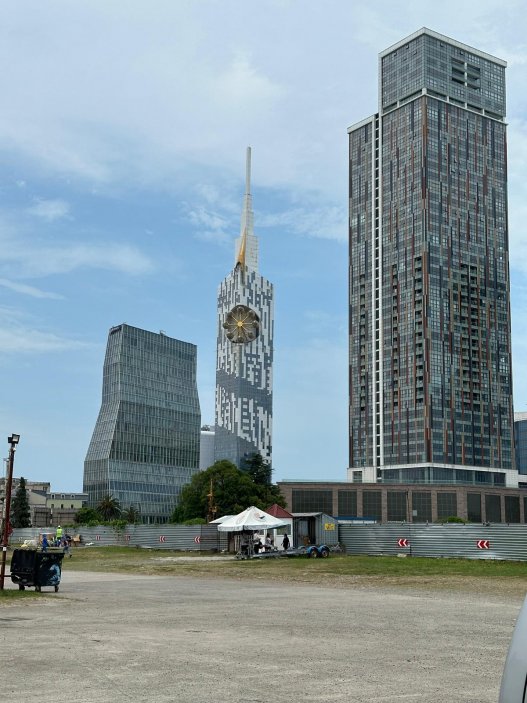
{"left": 0, "top": 437, "right": 18, "bottom": 590}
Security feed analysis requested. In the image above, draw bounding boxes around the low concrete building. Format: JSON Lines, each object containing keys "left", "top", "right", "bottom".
{"left": 278, "top": 481, "right": 527, "bottom": 524}
{"left": 0, "top": 478, "right": 87, "bottom": 527}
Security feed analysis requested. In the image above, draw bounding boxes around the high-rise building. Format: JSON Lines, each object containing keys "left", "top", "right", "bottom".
{"left": 514, "top": 412, "right": 527, "bottom": 478}
{"left": 348, "top": 28, "right": 517, "bottom": 487}
{"left": 199, "top": 425, "right": 215, "bottom": 470}
{"left": 214, "top": 148, "right": 274, "bottom": 468}
{"left": 84, "top": 324, "right": 201, "bottom": 523}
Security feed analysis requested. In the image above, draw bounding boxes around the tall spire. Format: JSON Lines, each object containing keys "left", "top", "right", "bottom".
{"left": 236, "top": 147, "right": 255, "bottom": 269}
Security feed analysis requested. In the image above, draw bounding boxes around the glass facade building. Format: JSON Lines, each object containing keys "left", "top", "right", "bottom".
{"left": 348, "top": 28, "right": 517, "bottom": 486}
{"left": 83, "top": 324, "right": 201, "bottom": 523}
{"left": 215, "top": 149, "right": 274, "bottom": 468}
{"left": 514, "top": 412, "right": 527, "bottom": 476}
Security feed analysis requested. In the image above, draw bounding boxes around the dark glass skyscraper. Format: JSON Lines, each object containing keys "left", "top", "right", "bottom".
{"left": 348, "top": 28, "right": 517, "bottom": 487}
{"left": 84, "top": 324, "right": 201, "bottom": 522}
{"left": 215, "top": 148, "right": 274, "bottom": 468}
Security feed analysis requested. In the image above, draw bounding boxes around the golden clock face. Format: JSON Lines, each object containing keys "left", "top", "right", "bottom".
{"left": 223, "top": 305, "right": 260, "bottom": 344}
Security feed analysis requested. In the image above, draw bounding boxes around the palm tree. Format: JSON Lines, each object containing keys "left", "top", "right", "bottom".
{"left": 97, "top": 494, "right": 121, "bottom": 521}
{"left": 122, "top": 505, "right": 141, "bottom": 524}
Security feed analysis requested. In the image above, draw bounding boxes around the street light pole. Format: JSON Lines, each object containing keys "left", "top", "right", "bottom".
{"left": 0, "top": 434, "right": 20, "bottom": 590}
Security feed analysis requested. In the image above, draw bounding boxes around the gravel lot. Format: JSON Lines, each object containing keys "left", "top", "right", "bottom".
{"left": 1, "top": 570, "right": 524, "bottom": 702}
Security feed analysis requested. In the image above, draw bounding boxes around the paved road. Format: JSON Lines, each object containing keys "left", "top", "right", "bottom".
{"left": 1, "top": 571, "right": 523, "bottom": 702}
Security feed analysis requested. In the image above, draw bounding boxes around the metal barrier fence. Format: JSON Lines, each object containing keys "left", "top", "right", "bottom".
{"left": 11, "top": 525, "right": 229, "bottom": 552}
{"left": 339, "top": 523, "right": 527, "bottom": 561}
{"left": 12, "top": 522, "right": 527, "bottom": 561}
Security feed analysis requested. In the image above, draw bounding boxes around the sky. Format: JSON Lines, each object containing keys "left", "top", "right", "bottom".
{"left": 1, "top": 1, "right": 527, "bottom": 490}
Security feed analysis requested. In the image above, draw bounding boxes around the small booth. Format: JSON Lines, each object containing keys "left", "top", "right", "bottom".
{"left": 292, "top": 512, "right": 339, "bottom": 548}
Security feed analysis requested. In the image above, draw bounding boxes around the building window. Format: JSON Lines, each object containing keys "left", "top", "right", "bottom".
{"left": 485, "top": 494, "right": 502, "bottom": 523}
{"left": 291, "top": 490, "right": 333, "bottom": 514}
{"left": 412, "top": 492, "right": 432, "bottom": 522}
{"left": 467, "top": 493, "right": 481, "bottom": 522}
{"left": 362, "top": 491, "right": 382, "bottom": 521}
{"left": 352, "top": 471, "right": 363, "bottom": 483}
{"left": 338, "top": 490, "right": 357, "bottom": 517}
{"left": 387, "top": 491, "right": 407, "bottom": 521}
{"left": 437, "top": 492, "right": 458, "bottom": 520}
{"left": 504, "top": 496, "right": 520, "bottom": 524}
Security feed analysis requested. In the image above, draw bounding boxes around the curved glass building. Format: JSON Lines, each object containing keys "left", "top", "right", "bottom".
{"left": 83, "top": 324, "right": 201, "bottom": 522}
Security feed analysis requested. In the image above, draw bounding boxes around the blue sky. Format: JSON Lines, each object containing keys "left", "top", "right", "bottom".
{"left": 1, "top": 1, "right": 527, "bottom": 490}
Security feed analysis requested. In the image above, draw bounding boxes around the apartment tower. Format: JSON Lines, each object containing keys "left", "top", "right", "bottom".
{"left": 348, "top": 29, "right": 517, "bottom": 486}
{"left": 214, "top": 148, "right": 274, "bottom": 468}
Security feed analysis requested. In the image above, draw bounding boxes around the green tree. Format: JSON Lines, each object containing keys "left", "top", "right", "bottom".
{"left": 74, "top": 507, "right": 101, "bottom": 525}
{"left": 170, "top": 460, "right": 286, "bottom": 523}
{"left": 122, "top": 505, "right": 141, "bottom": 524}
{"left": 97, "top": 494, "right": 121, "bottom": 521}
{"left": 242, "top": 452, "right": 272, "bottom": 486}
{"left": 11, "top": 476, "right": 31, "bottom": 528}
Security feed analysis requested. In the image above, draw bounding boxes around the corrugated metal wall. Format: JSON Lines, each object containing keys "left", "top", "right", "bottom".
{"left": 13, "top": 523, "right": 526, "bottom": 561}
{"left": 339, "top": 523, "right": 527, "bottom": 561}
{"left": 11, "top": 525, "right": 229, "bottom": 552}
{"left": 317, "top": 513, "right": 339, "bottom": 546}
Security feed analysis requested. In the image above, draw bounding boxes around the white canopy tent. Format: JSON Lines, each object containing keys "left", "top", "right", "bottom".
{"left": 216, "top": 506, "right": 288, "bottom": 532}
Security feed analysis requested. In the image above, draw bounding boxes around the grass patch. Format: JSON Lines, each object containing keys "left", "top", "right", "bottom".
{"left": 4, "top": 547, "right": 524, "bottom": 596}
{"left": 57, "top": 547, "right": 527, "bottom": 596}
{"left": 0, "top": 588, "right": 41, "bottom": 601}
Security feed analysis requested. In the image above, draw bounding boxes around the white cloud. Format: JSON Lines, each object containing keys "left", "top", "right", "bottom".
{"left": 6, "top": 243, "right": 155, "bottom": 278}
{"left": 259, "top": 205, "right": 347, "bottom": 242}
{"left": 28, "top": 198, "right": 70, "bottom": 221}
{"left": 0, "top": 278, "right": 63, "bottom": 299}
{"left": 185, "top": 205, "right": 232, "bottom": 244}
{"left": 0, "top": 328, "right": 86, "bottom": 354}
{"left": 213, "top": 52, "right": 284, "bottom": 106}
{"left": 0, "top": 307, "right": 87, "bottom": 354}
{"left": 0, "top": 212, "right": 155, "bottom": 277}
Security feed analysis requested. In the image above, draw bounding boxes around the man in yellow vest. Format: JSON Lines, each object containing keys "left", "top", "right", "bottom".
{"left": 55, "top": 525, "right": 63, "bottom": 546}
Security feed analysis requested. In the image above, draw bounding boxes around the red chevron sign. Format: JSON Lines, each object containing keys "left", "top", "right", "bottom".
{"left": 194, "top": 536, "right": 201, "bottom": 544}
{"left": 477, "top": 540, "right": 490, "bottom": 549}
{"left": 159, "top": 535, "right": 166, "bottom": 543}
{"left": 397, "top": 538, "right": 410, "bottom": 548}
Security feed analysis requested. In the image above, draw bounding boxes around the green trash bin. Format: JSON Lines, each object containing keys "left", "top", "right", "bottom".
{"left": 10, "top": 548, "right": 64, "bottom": 592}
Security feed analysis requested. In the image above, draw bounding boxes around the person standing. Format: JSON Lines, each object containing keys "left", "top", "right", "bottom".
{"left": 55, "top": 525, "right": 63, "bottom": 546}
{"left": 41, "top": 534, "right": 49, "bottom": 553}
{"left": 282, "top": 533, "right": 290, "bottom": 551}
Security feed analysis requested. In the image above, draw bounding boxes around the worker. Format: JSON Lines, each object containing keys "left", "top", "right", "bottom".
{"left": 55, "top": 525, "right": 63, "bottom": 546}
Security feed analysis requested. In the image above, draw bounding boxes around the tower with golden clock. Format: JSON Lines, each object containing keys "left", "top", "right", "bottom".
{"left": 214, "top": 148, "right": 274, "bottom": 469}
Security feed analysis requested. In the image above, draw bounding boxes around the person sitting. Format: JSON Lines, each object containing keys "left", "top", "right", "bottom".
{"left": 265, "top": 535, "right": 273, "bottom": 552}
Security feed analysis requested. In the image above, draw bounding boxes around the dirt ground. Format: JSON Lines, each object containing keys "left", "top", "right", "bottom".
{"left": 2, "top": 567, "right": 525, "bottom": 702}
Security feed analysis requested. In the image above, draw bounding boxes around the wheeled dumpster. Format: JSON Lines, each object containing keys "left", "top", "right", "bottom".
{"left": 10, "top": 549, "right": 64, "bottom": 592}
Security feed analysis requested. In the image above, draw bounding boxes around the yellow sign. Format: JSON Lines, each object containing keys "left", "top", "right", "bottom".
{"left": 324, "top": 523, "right": 335, "bottom": 531}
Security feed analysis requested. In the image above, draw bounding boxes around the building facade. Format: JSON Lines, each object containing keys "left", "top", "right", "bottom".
{"left": 514, "top": 412, "right": 527, "bottom": 478}
{"left": 84, "top": 324, "right": 201, "bottom": 523}
{"left": 215, "top": 148, "right": 274, "bottom": 468}
{"left": 199, "top": 425, "right": 215, "bottom": 470}
{"left": 348, "top": 28, "right": 516, "bottom": 486}
{"left": 278, "top": 481, "right": 527, "bottom": 525}
{"left": 0, "top": 479, "right": 87, "bottom": 527}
